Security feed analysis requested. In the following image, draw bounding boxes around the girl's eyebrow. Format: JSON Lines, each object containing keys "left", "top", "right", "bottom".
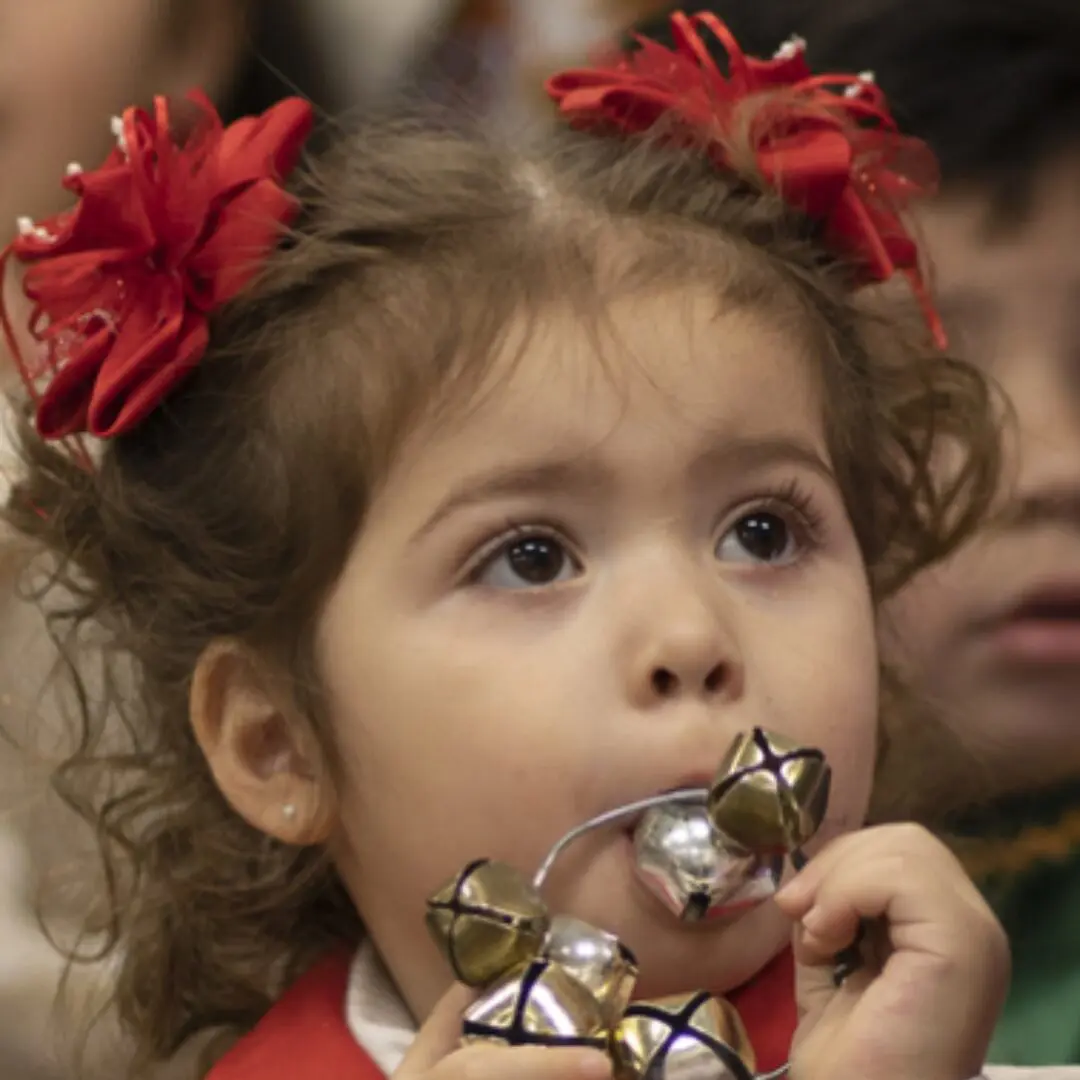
{"left": 411, "top": 458, "right": 608, "bottom": 544}
{"left": 411, "top": 435, "right": 835, "bottom": 545}
{"left": 687, "top": 435, "right": 835, "bottom": 488}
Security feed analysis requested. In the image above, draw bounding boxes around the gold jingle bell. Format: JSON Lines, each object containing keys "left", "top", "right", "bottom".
{"left": 707, "top": 727, "right": 831, "bottom": 855}
{"left": 541, "top": 915, "right": 638, "bottom": 1027}
{"left": 426, "top": 859, "right": 550, "bottom": 987}
{"left": 612, "top": 992, "right": 756, "bottom": 1080}
{"left": 462, "top": 957, "right": 608, "bottom": 1050}
{"left": 632, "top": 802, "right": 778, "bottom": 922}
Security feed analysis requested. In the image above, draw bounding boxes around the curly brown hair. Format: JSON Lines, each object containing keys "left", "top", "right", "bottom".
{"left": 2, "top": 104, "right": 1001, "bottom": 1075}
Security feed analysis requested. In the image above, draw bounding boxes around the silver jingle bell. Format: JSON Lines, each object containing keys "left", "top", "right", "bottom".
{"left": 612, "top": 992, "right": 756, "bottom": 1080}
{"left": 462, "top": 957, "right": 608, "bottom": 1050}
{"left": 633, "top": 802, "right": 779, "bottom": 921}
{"left": 541, "top": 915, "right": 638, "bottom": 1026}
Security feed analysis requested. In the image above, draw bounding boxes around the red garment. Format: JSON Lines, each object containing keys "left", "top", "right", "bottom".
{"left": 209, "top": 949, "right": 797, "bottom": 1079}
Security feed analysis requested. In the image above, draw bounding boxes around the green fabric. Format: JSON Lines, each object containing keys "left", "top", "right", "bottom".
{"left": 948, "top": 783, "right": 1080, "bottom": 1065}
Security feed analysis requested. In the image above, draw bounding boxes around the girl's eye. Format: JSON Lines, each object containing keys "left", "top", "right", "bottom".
{"left": 473, "top": 532, "right": 581, "bottom": 589}
{"left": 716, "top": 509, "right": 800, "bottom": 565}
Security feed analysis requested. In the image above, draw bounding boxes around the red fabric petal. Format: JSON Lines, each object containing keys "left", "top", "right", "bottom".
{"left": 744, "top": 51, "right": 814, "bottom": 89}
{"left": 17, "top": 166, "right": 154, "bottom": 260}
{"left": 186, "top": 179, "right": 301, "bottom": 309}
{"left": 88, "top": 313, "right": 208, "bottom": 438}
{"left": 21, "top": 264, "right": 130, "bottom": 369}
{"left": 36, "top": 275, "right": 178, "bottom": 437}
{"left": 825, "top": 193, "right": 898, "bottom": 281}
{"left": 3, "top": 89, "right": 314, "bottom": 440}
{"left": 547, "top": 10, "right": 945, "bottom": 346}
{"left": 755, "top": 130, "right": 853, "bottom": 217}
{"left": 34, "top": 326, "right": 115, "bottom": 438}
{"left": 551, "top": 79, "right": 691, "bottom": 132}
{"left": 214, "top": 96, "right": 314, "bottom": 189}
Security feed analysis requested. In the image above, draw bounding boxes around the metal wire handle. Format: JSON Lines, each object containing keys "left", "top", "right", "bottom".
{"left": 532, "top": 788, "right": 710, "bottom": 891}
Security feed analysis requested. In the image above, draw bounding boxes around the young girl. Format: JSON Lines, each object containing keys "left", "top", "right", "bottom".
{"left": 0, "top": 10, "right": 1030, "bottom": 1080}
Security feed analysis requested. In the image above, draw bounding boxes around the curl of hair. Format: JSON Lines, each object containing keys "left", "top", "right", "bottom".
{"left": 3, "top": 104, "right": 1002, "bottom": 1073}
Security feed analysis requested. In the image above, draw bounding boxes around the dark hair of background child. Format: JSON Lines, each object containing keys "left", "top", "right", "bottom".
{"left": 223, "top": 0, "right": 340, "bottom": 136}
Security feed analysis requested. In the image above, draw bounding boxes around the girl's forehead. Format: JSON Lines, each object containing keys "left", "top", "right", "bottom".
{"left": 395, "top": 290, "right": 829, "bottom": 486}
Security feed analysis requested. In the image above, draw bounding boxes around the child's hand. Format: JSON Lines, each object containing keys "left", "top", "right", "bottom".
{"left": 393, "top": 982, "right": 612, "bottom": 1080}
{"left": 775, "top": 824, "right": 1010, "bottom": 1080}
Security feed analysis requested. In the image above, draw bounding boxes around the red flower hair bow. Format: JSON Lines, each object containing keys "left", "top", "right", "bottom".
{"left": 0, "top": 91, "right": 313, "bottom": 440}
{"left": 547, "top": 11, "right": 945, "bottom": 345}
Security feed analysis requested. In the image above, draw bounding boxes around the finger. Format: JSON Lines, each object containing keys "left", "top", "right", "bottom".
{"left": 397, "top": 982, "right": 477, "bottom": 1074}
{"left": 778, "top": 824, "right": 946, "bottom": 902}
{"left": 784, "top": 846, "right": 982, "bottom": 964}
{"left": 793, "top": 907, "right": 891, "bottom": 971}
{"left": 775, "top": 823, "right": 968, "bottom": 917}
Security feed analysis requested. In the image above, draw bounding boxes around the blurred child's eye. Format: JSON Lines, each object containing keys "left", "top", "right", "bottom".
{"left": 472, "top": 530, "right": 582, "bottom": 589}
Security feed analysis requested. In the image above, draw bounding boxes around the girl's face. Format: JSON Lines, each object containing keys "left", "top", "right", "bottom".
{"left": 316, "top": 288, "right": 879, "bottom": 1020}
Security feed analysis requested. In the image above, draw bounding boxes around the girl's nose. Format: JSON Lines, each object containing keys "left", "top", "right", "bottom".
{"left": 623, "top": 563, "right": 744, "bottom": 709}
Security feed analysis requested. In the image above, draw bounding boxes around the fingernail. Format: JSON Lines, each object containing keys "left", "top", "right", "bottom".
{"left": 572, "top": 1050, "right": 613, "bottom": 1079}
{"left": 801, "top": 906, "right": 827, "bottom": 934}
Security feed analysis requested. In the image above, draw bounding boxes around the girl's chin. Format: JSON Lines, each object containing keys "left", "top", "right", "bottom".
{"left": 546, "top": 832, "right": 787, "bottom": 998}
{"left": 619, "top": 899, "right": 790, "bottom": 1001}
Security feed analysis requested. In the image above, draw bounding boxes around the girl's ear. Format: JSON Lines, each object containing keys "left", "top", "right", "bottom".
{"left": 190, "top": 639, "right": 337, "bottom": 845}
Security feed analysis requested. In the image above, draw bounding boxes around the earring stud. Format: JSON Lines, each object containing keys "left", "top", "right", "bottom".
{"left": 282, "top": 803, "right": 298, "bottom": 822}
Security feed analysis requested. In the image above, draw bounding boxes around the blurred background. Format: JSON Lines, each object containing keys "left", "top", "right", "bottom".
{"left": 2, "top": 0, "right": 1078, "bottom": 1074}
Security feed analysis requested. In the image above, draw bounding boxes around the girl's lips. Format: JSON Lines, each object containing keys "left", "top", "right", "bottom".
{"left": 619, "top": 785, "right": 710, "bottom": 840}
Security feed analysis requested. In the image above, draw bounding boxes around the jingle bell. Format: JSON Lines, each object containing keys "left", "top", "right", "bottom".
{"left": 632, "top": 803, "right": 778, "bottom": 922}
{"left": 612, "top": 992, "right": 756, "bottom": 1080}
{"left": 541, "top": 915, "right": 638, "bottom": 1026}
{"left": 462, "top": 957, "right": 608, "bottom": 1050}
{"left": 426, "top": 859, "right": 549, "bottom": 987}
{"left": 707, "top": 727, "right": 831, "bottom": 855}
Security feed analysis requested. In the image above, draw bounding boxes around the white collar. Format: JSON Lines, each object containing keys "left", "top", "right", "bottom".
{"left": 339, "top": 942, "right": 1070, "bottom": 1080}
{"left": 345, "top": 940, "right": 419, "bottom": 1075}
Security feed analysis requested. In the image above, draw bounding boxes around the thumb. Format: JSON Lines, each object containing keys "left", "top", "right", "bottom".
{"left": 396, "top": 982, "right": 476, "bottom": 1076}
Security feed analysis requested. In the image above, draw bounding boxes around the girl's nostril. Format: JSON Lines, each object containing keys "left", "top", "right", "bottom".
{"left": 652, "top": 667, "right": 677, "bottom": 696}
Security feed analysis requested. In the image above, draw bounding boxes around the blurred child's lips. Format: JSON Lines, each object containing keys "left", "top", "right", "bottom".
{"left": 976, "top": 579, "right": 1080, "bottom": 666}
{"left": 985, "top": 619, "right": 1080, "bottom": 666}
